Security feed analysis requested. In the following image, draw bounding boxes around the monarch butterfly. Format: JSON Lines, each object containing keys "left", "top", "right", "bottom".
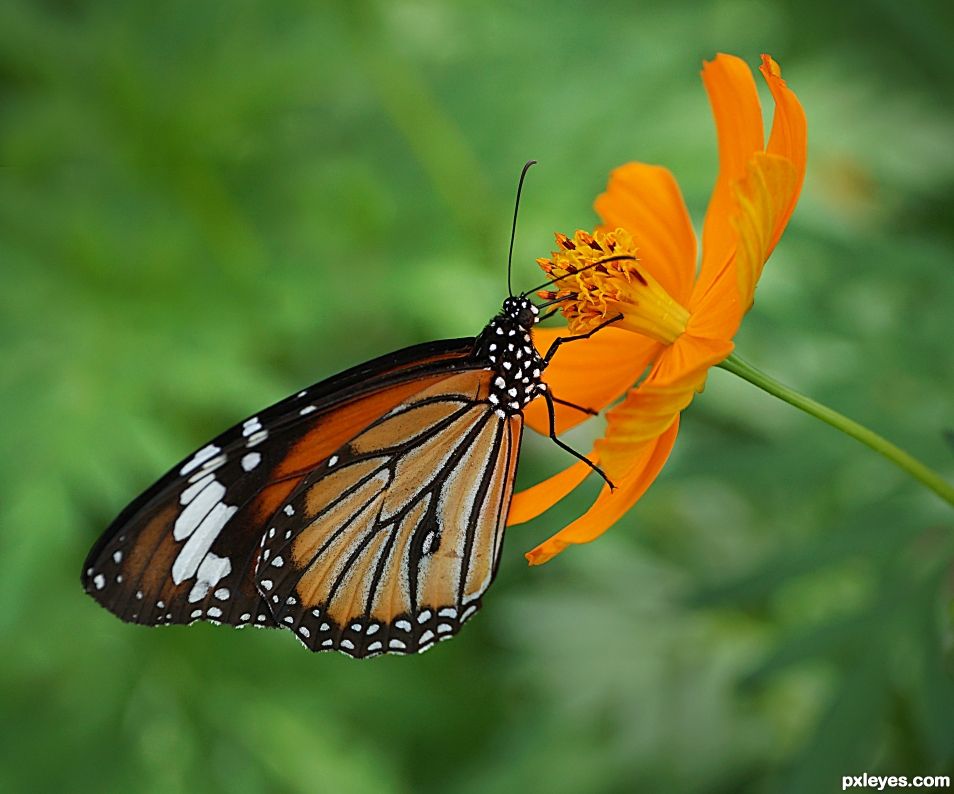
{"left": 81, "top": 163, "right": 626, "bottom": 658}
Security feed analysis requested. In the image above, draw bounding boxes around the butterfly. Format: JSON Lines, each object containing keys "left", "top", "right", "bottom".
{"left": 81, "top": 162, "right": 627, "bottom": 658}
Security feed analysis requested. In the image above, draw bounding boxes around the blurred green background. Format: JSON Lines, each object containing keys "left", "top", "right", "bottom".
{"left": 2, "top": 1, "right": 953, "bottom": 792}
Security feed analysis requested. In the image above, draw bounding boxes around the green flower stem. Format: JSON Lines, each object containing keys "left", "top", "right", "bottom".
{"left": 717, "top": 352, "right": 954, "bottom": 508}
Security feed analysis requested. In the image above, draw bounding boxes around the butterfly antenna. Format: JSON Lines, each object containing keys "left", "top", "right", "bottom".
{"left": 507, "top": 159, "right": 538, "bottom": 297}
{"left": 522, "top": 254, "right": 637, "bottom": 296}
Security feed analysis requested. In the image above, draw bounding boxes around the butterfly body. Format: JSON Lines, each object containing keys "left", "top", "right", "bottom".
{"left": 82, "top": 297, "right": 546, "bottom": 657}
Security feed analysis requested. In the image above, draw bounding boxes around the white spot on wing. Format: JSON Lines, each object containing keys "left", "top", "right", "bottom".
{"left": 171, "top": 502, "right": 236, "bottom": 584}
{"left": 247, "top": 430, "right": 268, "bottom": 447}
{"left": 173, "top": 479, "right": 226, "bottom": 541}
{"left": 180, "top": 444, "right": 221, "bottom": 476}
{"left": 201, "top": 454, "right": 227, "bottom": 473}
{"left": 186, "top": 553, "right": 232, "bottom": 603}
{"left": 241, "top": 452, "right": 261, "bottom": 471}
{"left": 180, "top": 473, "right": 215, "bottom": 505}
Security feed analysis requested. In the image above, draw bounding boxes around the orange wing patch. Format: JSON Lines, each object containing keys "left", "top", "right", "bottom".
{"left": 273, "top": 372, "right": 464, "bottom": 480}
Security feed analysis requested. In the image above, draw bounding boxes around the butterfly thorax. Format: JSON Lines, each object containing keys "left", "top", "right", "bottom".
{"left": 473, "top": 297, "right": 545, "bottom": 418}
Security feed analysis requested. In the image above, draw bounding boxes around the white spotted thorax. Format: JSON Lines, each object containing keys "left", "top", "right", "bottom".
{"left": 477, "top": 296, "right": 545, "bottom": 419}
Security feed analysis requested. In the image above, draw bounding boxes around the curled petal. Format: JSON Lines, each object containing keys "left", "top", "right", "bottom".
{"left": 697, "top": 54, "right": 765, "bottom": 300}
{"left": 524, "top": 418, "right": 680, "bottom": 565}
{"left": 596, "top": 359, "right": 700, "bottom": 478}
{"left": 523, "top": 325, "right": 660, "bottom": 436}
{"left": 730, "top": 153, "right": 800, "bottom": 310}
{"left": 760, "top": 54, "right": 807, "bottom": 257}
{"left": 594, "top": 163, "right": 697, "bottom": 304}
{"left": 692, "top": 55, "right": 806, "bottom": 325}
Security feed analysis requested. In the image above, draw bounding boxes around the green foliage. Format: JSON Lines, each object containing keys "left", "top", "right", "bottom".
{"left": 2, "top": 1, "right": 953, "bottom": 791}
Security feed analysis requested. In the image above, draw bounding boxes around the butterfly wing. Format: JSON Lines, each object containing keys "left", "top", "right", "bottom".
{"left": 256, "top": 370, "right": 523, "bottom": 657}
{"left": 81, "top": 338, "right": 481, "bottom": 630}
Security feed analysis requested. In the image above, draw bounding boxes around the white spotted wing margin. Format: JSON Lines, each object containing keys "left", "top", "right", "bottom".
{"left": 254, "top": 375, "right": 522, "bottom": 659}
{"left": 80, "top": 337, "right": 479, "bottom": 632}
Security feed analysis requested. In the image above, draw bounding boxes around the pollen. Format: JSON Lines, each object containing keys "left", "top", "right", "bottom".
{"left": 538, "top": 228, "right": 690, "bottom": 345}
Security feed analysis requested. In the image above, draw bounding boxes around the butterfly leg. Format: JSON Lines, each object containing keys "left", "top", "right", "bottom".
{"left": 550, "top": 395, "right": 598, "bottom": 416}
{"left": 542, "top": 313, "right": 624, "bottom": 365}
{"left": 541, "top": 387, "right": 615, "bottom": 491}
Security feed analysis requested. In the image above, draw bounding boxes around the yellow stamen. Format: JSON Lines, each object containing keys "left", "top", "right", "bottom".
{"left": 538, "top": 228, "right": 690, "bottom": 345}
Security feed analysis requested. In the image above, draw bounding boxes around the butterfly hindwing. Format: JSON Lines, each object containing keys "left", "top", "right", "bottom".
{"left": 254, "top": 371, "right": 523, "bottom": 657}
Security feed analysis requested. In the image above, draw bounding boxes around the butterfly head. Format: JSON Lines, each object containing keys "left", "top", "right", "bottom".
{"left": 501, "top": 296, "right": 539, "bottom": 330}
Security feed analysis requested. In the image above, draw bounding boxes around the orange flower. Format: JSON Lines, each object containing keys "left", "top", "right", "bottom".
{"left": 510, "top": 53, "right": 807, "bottom": 565}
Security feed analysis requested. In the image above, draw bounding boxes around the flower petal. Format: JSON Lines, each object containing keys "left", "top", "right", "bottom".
{"left": 760, "top": 54, "right": 807, "bottom": 257}
{"left": 596, "top": 359, "right": 699, "bottom": 478}
{"left": 523, "top": 325, "right": 660, "bottom": 436}
{"left": 696, "top": 54, "right": 765, "bottom": 300}
{"left": 507, "top": 456, "right": 594, "bottom": 527}
{"left": 594, "top": 163, "right": 697, "bottom": 304}
{"left": 730, "top": 152, "right": 800, "bottom": 310}
{"left": 649, "top": 334, "right": 734, "bottom": 386}
{"left": 524, "top": 418, "right": 680, "bottom": 565}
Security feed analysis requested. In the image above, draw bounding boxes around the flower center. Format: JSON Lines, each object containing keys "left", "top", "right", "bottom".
{"left": 538, "top": 229, "right": 690, "bottom": 345}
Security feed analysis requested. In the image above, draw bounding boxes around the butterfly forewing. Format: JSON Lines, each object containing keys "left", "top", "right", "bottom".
{"left": 254, "top": 371, "right": 522, "bottom": 657}
{"left": 81, "top": 339, "right": 477, "bottom": 631}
